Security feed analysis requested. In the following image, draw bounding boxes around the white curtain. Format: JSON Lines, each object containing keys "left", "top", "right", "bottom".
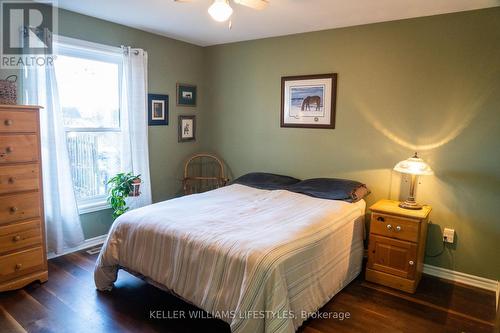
{"left": 121, "top": 47, "right": 152, "bottom": 209}
{"left": 22, "top": 43, "right": 151, "bottom": 254}
{"left": 23, "top": 65, "right": 85, "bottom": 254}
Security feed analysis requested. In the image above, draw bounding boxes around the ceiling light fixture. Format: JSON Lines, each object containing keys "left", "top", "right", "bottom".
{"left": 208, "top": 0, "right": 233, "bottom": 22}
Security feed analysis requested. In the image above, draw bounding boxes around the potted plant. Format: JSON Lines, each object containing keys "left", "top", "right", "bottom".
{"left": 107, "top": 172, "right": 141, "bottom": 219}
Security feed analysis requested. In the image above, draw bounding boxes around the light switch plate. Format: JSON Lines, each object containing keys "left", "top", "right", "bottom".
{"left": 443, "top": 228, "right": 455, "bottom": 243}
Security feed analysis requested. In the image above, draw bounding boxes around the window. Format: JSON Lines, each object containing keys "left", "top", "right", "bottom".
{"left": 54, "top": 38, "right": 123, "bottom": 213}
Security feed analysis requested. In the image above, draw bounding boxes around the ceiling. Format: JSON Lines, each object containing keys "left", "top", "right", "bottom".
{"left": 56, "top": 0, "right": 499, "bottom": 46}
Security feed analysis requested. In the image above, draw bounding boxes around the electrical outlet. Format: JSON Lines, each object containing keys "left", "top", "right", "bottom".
{"left": 443, "top": 228, "right": 455, "bottom": 243}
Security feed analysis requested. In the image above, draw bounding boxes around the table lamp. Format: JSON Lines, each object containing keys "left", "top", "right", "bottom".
{"left": 393, "top": 152, "right": 433, "bottom": 210}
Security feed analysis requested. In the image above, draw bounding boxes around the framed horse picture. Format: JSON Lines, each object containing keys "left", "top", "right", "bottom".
{"left": 280, "top": 73, "right": 337, "bottom": 129}
{"left": 177, "top": 83, "right": 197, "bottom": 107}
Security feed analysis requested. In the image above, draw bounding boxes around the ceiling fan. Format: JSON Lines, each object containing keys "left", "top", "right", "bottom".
{"left": 174, "top": 0, "right": 269, "bottom": 23}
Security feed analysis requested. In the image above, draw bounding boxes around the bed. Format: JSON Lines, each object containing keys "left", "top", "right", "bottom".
{"left": 94, "top": 183, "right": 366, "bottom": 333}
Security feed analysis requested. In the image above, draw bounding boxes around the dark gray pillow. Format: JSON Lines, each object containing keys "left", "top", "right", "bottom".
{"left": 232, "top": 172, "right": 301, "bottom": 190}
{"left": 287, "top": 178, "right": 370, "bottom": 202}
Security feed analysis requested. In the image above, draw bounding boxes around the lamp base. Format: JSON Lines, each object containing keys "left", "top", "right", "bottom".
{"left": 399, "top": 200, "right": 423, "bottom": 210}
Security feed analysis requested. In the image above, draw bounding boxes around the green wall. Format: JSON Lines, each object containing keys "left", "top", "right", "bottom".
{"left": 203, "top": 8, "right": 500, "bottom": 280}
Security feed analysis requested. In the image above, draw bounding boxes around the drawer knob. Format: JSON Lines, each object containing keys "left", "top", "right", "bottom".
{"left": 376, "top": 216, "right": 385, "bottom": 222}
{"left": 10, "top": 206, "right": 18, "bottom": 213}
{"left": 4, "top": 119, "right": 13, "bottom": 126}
{"left": 5, "top": 146, "right": 13, "bottom": 153}
{"left": 8, "top": 177, "right": 15, "bottom": 184}
{"left": 13, "top": 235, "right": 21, "bottom": 242}
{"left": 386, "top": 224, "right": 392, "bottom": 230}
{"left": 395, "top": 225, "right": 402, "bottom": 232}
{"left": 409, "top": 260, "right": 415, "bottom": 266}
{"left": 15, "top": 263, "right": 22, "bottom": 271}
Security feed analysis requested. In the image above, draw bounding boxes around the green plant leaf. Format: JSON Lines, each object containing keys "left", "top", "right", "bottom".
{"left": 107, "top": 172, "right": 141, "bottom": 220}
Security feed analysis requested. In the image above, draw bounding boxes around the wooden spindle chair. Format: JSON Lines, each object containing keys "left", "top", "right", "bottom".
{"left": 183, "top": 153, "right": 229, "bottom": 195}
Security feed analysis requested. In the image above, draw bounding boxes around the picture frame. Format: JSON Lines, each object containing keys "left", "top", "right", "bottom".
{"left": 178, "top": 115, "right": 196, "bottom": 142}
{"left": 280, "top": 73, "right": 337, "bottom": 129}
{"left": 148, "top": 94, "right": 169, "bottom": 126}
{"left": 176, "top": 83, "right": 197, "bottom": 107}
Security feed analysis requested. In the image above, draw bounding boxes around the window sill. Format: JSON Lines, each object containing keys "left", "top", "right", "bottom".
{"left": 78, "top": 201, "right": 111, "bottom": 215}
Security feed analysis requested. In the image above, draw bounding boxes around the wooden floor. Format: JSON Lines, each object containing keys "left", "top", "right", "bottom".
{"left": 0, "top": 249, "right": 498, "bottom": 333}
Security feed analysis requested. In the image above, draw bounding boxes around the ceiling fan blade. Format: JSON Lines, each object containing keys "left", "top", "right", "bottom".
{"left": 233, "top": 0, "right": 269, "bottom": 10}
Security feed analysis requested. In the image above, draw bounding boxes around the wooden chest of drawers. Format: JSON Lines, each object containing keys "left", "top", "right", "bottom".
{"left": 365, "top": 199, "right": 431, "bottom": 293}
{"left": 0, "top": 105, "right": 47, "bottom": 291}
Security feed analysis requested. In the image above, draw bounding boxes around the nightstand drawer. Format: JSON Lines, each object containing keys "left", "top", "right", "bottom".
{"left": 371, "top": 213, "right": 420, "bottom": 242}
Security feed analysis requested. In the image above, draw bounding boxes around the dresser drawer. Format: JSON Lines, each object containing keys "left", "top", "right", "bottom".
{"left": 0, "top": 192, "right": 41, "bottom": 225}
{"left": 371, "top": 213, "right": 420, "bottom": 242}
{"left": 0, "top": 110, "right": 38, "bottom": 133}
{"left": 0, "top": 164, "right": 39, "bottom": 194}
{"left": 0, "top": 134, "right": 38, "bottom": 163}
{"left": 0, "top": 220, "right": 42, "bottom": 254}
{"left": 0, "top": 247, "right": 44, "bottom": 282}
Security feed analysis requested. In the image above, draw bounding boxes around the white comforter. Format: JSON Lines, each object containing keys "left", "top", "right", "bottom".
{"left": 95, "top": 184, "right": 365, "bottom": 333}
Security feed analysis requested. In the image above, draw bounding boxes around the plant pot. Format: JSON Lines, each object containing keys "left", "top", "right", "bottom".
{"left": 129, "top": 179, "right": 141, "bottom": 197}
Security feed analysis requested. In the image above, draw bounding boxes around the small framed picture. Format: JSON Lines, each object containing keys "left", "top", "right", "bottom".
{"left": 177, "top": 83, "right": 197, "bottom": 107}
{"left": 148, "top": 94, "right": 169, "bottom": 126}
{"left": 281, "top": 73, "right": 337, "bottom": 129}
{"left": 178, "top": 115, "right": 196, "bottom": 142}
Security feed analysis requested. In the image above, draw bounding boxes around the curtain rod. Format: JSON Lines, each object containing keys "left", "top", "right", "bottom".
{"left": 121, "top": 46, "right": 140, "bottom": 55}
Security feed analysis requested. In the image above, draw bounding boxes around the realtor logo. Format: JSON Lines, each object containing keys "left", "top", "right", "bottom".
{"left": 1, "top": 0, "right": 57, "bottom": 68}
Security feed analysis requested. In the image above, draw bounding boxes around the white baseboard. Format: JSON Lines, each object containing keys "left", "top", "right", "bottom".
{"left": 423, "top": 264, "right": 498, "bottom": 292}
{"left": 47, "top": 234, "right": 107, "bottom": 260}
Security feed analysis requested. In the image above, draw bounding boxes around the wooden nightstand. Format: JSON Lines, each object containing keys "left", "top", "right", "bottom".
{"left": 365, "top": 199, "right": 431, "bottom": 293}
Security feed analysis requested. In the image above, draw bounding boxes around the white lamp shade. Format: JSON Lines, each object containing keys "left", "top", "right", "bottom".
{"left": 208, "top": 0, "right": 233, "bottom": 22}
{"left": 393, "top": 154, "right": 434, "bottom": 176}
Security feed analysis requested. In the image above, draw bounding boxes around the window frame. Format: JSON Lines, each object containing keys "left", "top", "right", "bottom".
{"left": 54, "top": 35, "right": 124, "bottom": 214}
